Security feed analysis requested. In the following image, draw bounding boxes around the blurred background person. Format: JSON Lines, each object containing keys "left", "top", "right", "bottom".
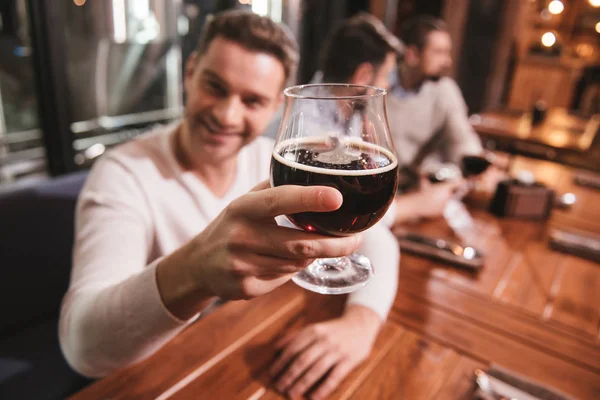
{"left": 388, "top": 16, "right": 483, "bottom": 179}
{"left": 316, "top": 12, "right": 402, "bottom": 90}
{"left": 263, "top": 12, "right": 402, "bottom": 140}
{"left": 265, "top": 13, "right": 463, "bottom": 224}
{"left": 571, "top": 64, "right": 600, "bottom": 116}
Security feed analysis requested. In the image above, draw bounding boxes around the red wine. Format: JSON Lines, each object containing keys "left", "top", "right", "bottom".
{"left": 271, "top": 138, "right": 398, "bottom": 236}
{"left": 462, "top": 155, "right": 491, "bottom": 177}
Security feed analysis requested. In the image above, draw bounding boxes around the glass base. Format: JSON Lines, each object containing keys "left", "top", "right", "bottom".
{"left": 292, "top": 253, "right": 374, "bottom": 295}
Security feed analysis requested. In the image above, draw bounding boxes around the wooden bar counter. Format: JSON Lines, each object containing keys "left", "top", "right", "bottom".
{"left": 472, "top": 108, "right": 600, "bottom": 170}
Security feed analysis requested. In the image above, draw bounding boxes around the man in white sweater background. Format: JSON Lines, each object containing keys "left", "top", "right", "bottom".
{"left": 59, "top": 10, "right": 399, "bottom": 400}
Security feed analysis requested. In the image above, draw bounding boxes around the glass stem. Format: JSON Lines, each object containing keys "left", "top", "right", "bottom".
{"left": 317, "top": 256, "right": 352, "bottom": 271}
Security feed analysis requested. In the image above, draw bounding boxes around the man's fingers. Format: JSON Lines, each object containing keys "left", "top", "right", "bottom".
{"left": 248, "top": 225, "right": 363, "bottom": 260}
{"left": 310, "top": 360, "right": 355, "bottom": 400}
{"left": 418, "top": 177, "right": 432, "bottom": 190}
{"left": 287, "top": 351, "right": 340, "bottom": 398}
{"left": 450, "top": 180, "right": 470, "bottom": 199}
{"left": 270, "top": 329, "right": 317, "bottom": 379}
{"left": 447, "top": 178, "right": 466, "bottom": 191}
{"left": 250, "top": 179, "right": 270, "bottom": 192}
{"left": 239, "top": 275, "right": 294, "bottom": 299}
{"left": 275, "top": 343, "right": 325, "bottom": 394}
{"left": 231, "top": 185, "right": 343, "bottom": 219}
{"left": 274, "top": 330, "right": 296, "bottom": 350}
{"left": 233, "top": 252, "right": 312, "bottom": 276}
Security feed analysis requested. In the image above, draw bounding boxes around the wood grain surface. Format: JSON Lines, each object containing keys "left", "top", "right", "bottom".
{"left": 72, "top": 156, "right": 600, "bottom": 399}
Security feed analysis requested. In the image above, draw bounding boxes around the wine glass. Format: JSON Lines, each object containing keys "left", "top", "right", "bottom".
{"left": 270, "top": 84, "right": 399, "bottom": 294}
{"left": 461, "top": 154, "right": 493, "bottom": 178}
{"left": 421, "top": 161, "right": 462, "bottom": 184}
{"left": 455, "top": 152, "right": 500, "bottom": 199}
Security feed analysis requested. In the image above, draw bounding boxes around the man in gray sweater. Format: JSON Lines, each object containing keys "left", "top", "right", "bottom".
{"left": 388, "top": 16, "right": 483, "bottom": 171}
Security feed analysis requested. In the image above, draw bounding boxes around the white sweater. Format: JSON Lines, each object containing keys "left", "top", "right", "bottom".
{"left": 59, "top": 123, "right": 399, "bottom": 378}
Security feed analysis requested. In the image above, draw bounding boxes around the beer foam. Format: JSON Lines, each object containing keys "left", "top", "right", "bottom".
{"left": 273, "top": 137, "right": 398, "bottom": 177}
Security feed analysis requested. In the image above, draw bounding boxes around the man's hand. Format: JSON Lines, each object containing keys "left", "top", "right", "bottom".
{"left": 394, "top": 178, "right": 464, "bottom": 225}
{"left": 270, "top": 305, "right": 381, "bottom": 399}
{"left": 472, "top": 165, "right": 506, "bottom": 196}
{"left": 157, "top": 181, "right": 363, "bottom": 319}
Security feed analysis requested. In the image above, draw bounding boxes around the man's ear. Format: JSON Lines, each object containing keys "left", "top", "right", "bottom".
{"left": 404, "top": 45, "right": 421, "bottom": 68}
{"left": 274, "top": 92, "right": 285, "bottom": 110}
{"left": 184, "top": 52, "right": 199, "bottom": 93}
{"left": 350, "top": 62, "right": 375, "bottom": 86}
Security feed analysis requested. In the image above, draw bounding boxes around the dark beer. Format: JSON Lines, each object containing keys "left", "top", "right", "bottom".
{"left": 271, "top": 138, "right": 398, "bottom": 236}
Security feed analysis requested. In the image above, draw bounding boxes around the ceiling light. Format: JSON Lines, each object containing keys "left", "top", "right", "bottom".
{"left": 548, "top": 0, "right": 564, "bottom": 14}
{"left": 541, "top": 32, "right": 556, "bottom": 47}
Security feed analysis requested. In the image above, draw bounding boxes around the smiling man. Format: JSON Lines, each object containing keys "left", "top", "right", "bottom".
{"left": 59, "top": 10, "right": 399, "bottom": 399}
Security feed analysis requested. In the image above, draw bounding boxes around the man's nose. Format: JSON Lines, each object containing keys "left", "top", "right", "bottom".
{"left": 212, "top": 96, "right": 244, "bottom": 128}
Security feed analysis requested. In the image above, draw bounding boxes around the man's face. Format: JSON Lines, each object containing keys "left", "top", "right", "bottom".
{"left": 418, "top": 30, "right": 452, "bottom": 80}
{"left": 371, "top": 52, "right": 397, "bottom": 90}
{"left": 183, "top": 36, "right": 285, "bottom": 164}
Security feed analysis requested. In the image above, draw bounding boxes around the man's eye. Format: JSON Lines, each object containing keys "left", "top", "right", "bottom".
{"left": 204, "top": 81, "right": 226, "bottom": 95}
{"left": 244, "top": 99, "right": 262, "bottom": 109}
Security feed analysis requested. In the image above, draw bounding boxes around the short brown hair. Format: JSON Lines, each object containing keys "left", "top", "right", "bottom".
{"left": 398, "top": 16, "right": 447, "bottom": 50}
{"left": 196, "top": 10, "right": 299, "bottom": 84}
{"left": 320, "top": 13, "right": 404, "bottom": 83}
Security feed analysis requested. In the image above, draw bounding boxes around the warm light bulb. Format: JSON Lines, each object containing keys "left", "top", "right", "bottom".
{"left": 73, "top": 0, "right": 86, "bottom": 5}
{"left": 548, "top": 0, "right": 564, "bottom": 14}
{"left": 596, "top": 22, "right": 600, "bottom": 33}
{"left": 576, "top": 43, "right": 594, "bottom": 57}
{"left": 541, "top": 32, "right": 556, "bottom": 47}
{"left": 589, "top": 0, "right": 600, "bottom": 8}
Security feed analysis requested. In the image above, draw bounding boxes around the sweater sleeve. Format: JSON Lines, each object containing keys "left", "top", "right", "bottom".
{"left": 59, "top": 156, "right": 195, "bottom": 378}
{"left": 379, "top": 197, "right": 397, "bottom": 229}
{"left": 440, "top": 78, "right": 483, "bottom": 164}
{"left": 346, "top": 223, "right": 399, "bottom": 321}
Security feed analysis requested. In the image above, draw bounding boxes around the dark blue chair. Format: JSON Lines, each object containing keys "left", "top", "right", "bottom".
{"left": 0, "top": 171, "right": 93, "bottom": 399}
